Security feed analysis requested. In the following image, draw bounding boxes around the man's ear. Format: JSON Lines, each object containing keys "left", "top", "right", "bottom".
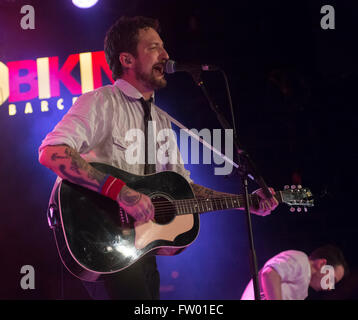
{"left": 119, "top": 53, "right": 134, "bottom": 68}
{"left": 316, "top": 258, "right": 328, "bottom": 270}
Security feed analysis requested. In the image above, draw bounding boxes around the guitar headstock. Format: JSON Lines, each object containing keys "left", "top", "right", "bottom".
{"left": 280, "top": 185, "right": 314, "bottom": 213}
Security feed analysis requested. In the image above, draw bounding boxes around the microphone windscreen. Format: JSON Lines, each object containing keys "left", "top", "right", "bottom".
{"left": 164, "top": 60, "right": 176, "bottom": 74}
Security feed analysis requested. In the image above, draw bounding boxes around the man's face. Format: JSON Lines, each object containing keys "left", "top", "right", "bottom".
{"left": 310, "top": 260, "right": 345, "bottom": 291}
{"left": 133, "top": 27, "right": 169, "bottom": 90}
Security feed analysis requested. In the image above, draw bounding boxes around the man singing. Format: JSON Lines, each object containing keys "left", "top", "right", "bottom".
{"left": 39, "top": 16, "right": 278, "bottom": 299}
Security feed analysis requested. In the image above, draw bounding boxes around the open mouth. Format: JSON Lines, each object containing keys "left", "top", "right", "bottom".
{"left": 153, "top": 64, "right": 164, "bottom": 75}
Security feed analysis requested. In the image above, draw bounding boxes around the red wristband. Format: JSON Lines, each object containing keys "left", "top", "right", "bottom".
{"left": 100, "top": 175, "right": 126, "bottom": 201}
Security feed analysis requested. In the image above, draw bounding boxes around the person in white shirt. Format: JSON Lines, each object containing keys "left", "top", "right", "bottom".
{"left": 241, "top": 245, "right": 347, "bottom": 300}
{"left": 39, "top": 16, "right": 278, "bottom": 300}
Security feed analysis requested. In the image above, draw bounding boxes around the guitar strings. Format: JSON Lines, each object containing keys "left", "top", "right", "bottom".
{"left": 150, "top": 195, "right": 247, "bottom": 206}
{"left": 149, "top": 195, "right": 251, "bottom": 217}
{"left": 151, "top": 195, "right": 252, "bottom": 207}
{"left": 122, "top": 191, "right": 304, "bottom": 218}
{"left": 118, "top": 195, "right": 260, "bottom": 219}
{"left": 148, "top": 193, "right": 280, "bottom": 212}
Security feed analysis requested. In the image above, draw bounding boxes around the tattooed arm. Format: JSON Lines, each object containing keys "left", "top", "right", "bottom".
{"left": 39, "top": 144, "right": 154, "bottom": 222}
{"left": 39, "top": 144, "right": 107, "bottom": 192}
{"left": 190, "top": 183, "right": 236, "bottom": 199}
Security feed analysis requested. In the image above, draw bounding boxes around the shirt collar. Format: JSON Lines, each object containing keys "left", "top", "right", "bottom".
{"left": 115, "top": 78, "right": 155, "bottom": 103}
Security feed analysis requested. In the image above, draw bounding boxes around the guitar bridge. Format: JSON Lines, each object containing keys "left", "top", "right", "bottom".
{"left": 118, "top": 206, "right": 131, "bottom": 228}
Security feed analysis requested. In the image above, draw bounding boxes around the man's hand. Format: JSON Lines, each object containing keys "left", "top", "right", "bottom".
{"left": 117, "top": 185, "right": 154, "bottom": 224}
{"left": 250, "top": 187, "right": 279, "bottom": 216}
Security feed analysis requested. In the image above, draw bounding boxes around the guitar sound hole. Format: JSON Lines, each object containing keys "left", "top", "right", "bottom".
{"left": 151, "top": 195, "right": 176, "bottom": 225}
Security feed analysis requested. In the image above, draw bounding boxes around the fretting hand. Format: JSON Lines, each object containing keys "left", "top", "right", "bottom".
{"left": 250, "top": 187, "right": 279, "bottom": 216}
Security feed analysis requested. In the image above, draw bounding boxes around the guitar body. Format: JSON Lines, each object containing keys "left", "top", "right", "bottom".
{"left": 51, "top": 163, "right": 199, "bottom": 282}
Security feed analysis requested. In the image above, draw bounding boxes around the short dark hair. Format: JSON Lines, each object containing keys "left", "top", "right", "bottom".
{"left": 309, "top": 245, "right": 349, "bottom": 276}
{"left": 104, "top": 16, "right": 160, "bottom": 80}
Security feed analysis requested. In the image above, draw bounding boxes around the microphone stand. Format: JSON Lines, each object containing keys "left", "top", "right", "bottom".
{"left": 190, "top": 70, "right": 273, "bottom": 300}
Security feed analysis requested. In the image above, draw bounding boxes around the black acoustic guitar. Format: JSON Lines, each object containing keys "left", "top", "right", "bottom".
{"left": 47, "top": 162, "right": 314, "bottom": 281}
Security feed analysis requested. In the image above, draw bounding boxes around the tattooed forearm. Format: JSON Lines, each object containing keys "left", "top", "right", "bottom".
{"left": 40, "top": 144, "right": 107, "bottom": 193}
{"left": 51, "top": 152, "right": 70, "bottom": 161}
{"left": 63, "top": 147, "right": 107, "bottom": 185}
{"left": 88, "top": 166, "right": 107, "bottom": 183}
{"left": 118, "top": 186, "right": 142, "bottom": 207}
{"left": 58, "top": 164, "right": 100, "bottom": 190}
{"left": 64, "top": 148, "right": 82, "bottom": 175}
{"left": 190, "top": 183, "right": 236, "bottom": 199}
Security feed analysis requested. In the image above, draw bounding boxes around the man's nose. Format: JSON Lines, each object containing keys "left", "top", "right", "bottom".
{"left": 161, "top": 48, "right": 169, "bottom": 61}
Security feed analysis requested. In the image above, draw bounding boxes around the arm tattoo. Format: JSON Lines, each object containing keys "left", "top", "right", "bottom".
{"left": 58, "top": 164, "right": 99, "bottom": 190}
{"left": 49, "top": 146, "right": 107, "bottom": 192}
{"left": 119, "top": 187, "right": 142, "bottom": 207}
{"left": 51, "top": 152, "right": 69, "bottom": 161}
{"left": 64, "top": 147, "right": 82, "bottom": 175}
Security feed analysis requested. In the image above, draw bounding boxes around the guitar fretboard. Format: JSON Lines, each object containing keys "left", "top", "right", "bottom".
{"left": 173, "top": 192, "right": 283, "bottom": 215}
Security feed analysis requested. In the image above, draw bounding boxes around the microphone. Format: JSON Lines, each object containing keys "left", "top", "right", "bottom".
{"left": 164, "top": 59, "right": 219, "bottom": 74}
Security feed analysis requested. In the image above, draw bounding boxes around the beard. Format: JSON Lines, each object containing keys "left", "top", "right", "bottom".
{"left": 134, "top": 60, "right": 167, "bottom": 90}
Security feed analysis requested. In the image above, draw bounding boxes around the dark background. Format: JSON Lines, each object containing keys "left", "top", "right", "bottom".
{"left": 0, "top": 0, "right": 357, "bottom": 299}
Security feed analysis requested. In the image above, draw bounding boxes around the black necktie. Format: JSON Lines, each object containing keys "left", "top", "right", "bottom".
{"left": 139, "top": 97, "right": 156, "bottom": 174}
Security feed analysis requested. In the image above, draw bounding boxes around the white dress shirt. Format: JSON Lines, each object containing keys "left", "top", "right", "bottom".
{"left": 39, "top": 79, "right": 192, "bottom": 183}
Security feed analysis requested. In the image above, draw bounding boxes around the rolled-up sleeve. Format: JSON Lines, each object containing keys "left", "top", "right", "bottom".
{"left": 39, "top": 89, "right": 112, "bottom": 154}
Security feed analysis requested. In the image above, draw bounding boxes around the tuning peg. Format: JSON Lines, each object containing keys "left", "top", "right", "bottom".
{"left": 297, "top": 207, "right": 302, "bottom": 213}
{"left": 284, "top": 185, "right": 290, "bottom": 190}
{"left": 304, "top": 208, "right": 308, "bottom": 212}
{"left": 290, "top": 207, "right": 295, "bottom": 213}
{"left": 297, "top": 185, "right": 302, "bottom": 189}
{"left": 291, "top": 185, "right": 296, "bottom": 190}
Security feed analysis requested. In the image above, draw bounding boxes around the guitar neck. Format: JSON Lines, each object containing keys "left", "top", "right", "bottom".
{"left": 173, "top": 192, "right": 284, "bottom": 215}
